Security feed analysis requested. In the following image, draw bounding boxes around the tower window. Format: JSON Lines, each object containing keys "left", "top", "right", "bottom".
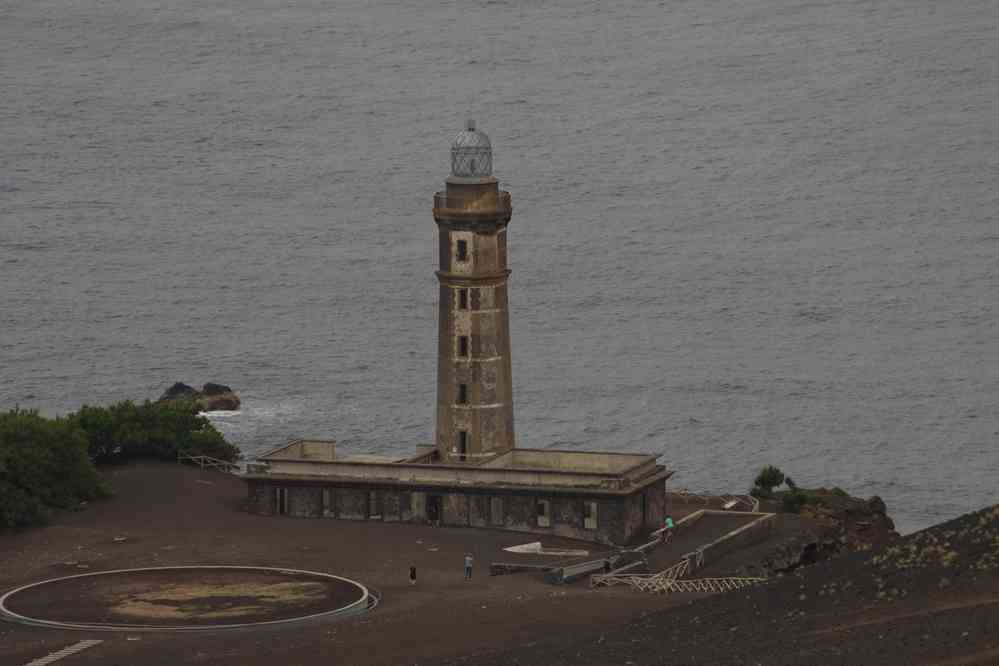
{"left": 457, "top": 383, "right": 468, "bottom": 404}
{"left": 458, "top": 336, "right": 469, "bottom": 357}
{"left": 457, "top": 288, "right": 468, "bottom": 309}
{"left": 456, "top": 239, "right": 468, "bottom": 262}
{"left": 458, "top": 430, "right": 468, "bottom": 461}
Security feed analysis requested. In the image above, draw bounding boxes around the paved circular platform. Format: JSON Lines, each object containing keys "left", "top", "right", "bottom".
{"left": 0, "top": 566, "right": 372, "bottom": 632}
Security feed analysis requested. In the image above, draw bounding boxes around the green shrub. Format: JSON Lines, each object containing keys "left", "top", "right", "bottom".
{"left": 782, "top": 488, "right": 808, "bottom": 513}
{"left": 73, "top": 400, "right": 239, "bottom": 464}
{"left": 781, "top": 488, "right": 827, "bottom": 513}
{"left": 0, "top": 408, "right": 109, "bottom": 528}
{"left": 751, "top": 465, "right": 786, "bottom": 498}
{"left": 1, "top": 400, "right": 239, "bottom": 528}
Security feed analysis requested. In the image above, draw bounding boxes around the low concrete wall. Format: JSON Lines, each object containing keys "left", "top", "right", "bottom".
{"left": 675, "top": 509, "right": 706, "bottom": 531}
{"left": 682, "top": 511, "right": 776, "bottom": 574}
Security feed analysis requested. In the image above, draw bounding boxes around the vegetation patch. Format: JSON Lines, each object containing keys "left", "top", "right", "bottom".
{"left": 748, "top": 465, "right": 828, "bottom": 514}
{"left": 0, "top": 401, "right": 239, "bottom": 528}
{"left": 111, "top": 581, "right": 328, "bottom": 620}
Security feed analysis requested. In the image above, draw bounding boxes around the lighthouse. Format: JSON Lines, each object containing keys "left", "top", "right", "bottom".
{"left": 432, "top": 121, "right": 515, "bottom": 463}
{"left": 248, "top": 120, "right": 670, "bottom": 545}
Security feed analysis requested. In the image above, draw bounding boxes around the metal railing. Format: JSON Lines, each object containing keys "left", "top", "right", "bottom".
{"left": 433, "top": 191, "right": 512, "bottom": 214}
{"left": 177, "top": 454, "right": 240, "bottom": 475}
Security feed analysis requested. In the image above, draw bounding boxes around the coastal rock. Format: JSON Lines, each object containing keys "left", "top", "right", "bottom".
{"left": 158, "top": 382, "right": 199, "bottom": 402}
{"left": 797, "top": 490, "right": 897, "bottom": 550}
{"left": 748, "top": 491, "right": 899, "bottom": 576}
{"left": 157, "top": 382, "right": 241, "bottom": 412}
{"left": 198, "top": 387, "right": 241, "bottom": 411}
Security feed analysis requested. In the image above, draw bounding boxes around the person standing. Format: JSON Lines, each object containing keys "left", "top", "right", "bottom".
{"left": 464, "top": 553, "right": 473, "bottom": 580}
{"left": 663, "top": 515, "right": 675, "bottom": 542}
{"left": 409, "top": 565, "right": 417, "bottom": 586}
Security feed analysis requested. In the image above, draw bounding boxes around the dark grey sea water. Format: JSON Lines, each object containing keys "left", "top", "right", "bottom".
{"left": 2, "top": 0, "right": 997, "bottom": 534}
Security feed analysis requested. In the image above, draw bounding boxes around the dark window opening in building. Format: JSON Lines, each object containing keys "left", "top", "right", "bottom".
{"left": 585, "top": 501, "right": 598, "bottom": 530}
{"left": 276, "top": 487, "right": 288, "bottom": 516}
{"left": 490, "top": 497, "right": 503, "bottom": 525}
{"left": 458, "top": 336, "right": 469, "bottom": 357}
{"left": 458, "top": 431, "right": 469, "bottom": 461}
{"left": 456, "top": 239, "right": 468, "bottom": 262}
{"left": 322, "top": 488, "right": 333, "bottom": 517}
{"left": 427, "top": 495, "right": 442, "bottom": 525}
{"left": 458, "top": 288, "right": 468, "bottom": 309}
{"left": 537, "top": 499, "right": 551, "bottom": 527}
{"left": 369, "top": 491, "right": 382, "bottom": 520}
{"left": 457, "top": 383, "right": 468, "bottom": 404}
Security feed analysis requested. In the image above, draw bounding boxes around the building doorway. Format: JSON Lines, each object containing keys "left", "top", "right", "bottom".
{"left": 275, "top": 487, "right": 288, "bottom": 516}
{"left": 427, "top": 495, "right": 442, "bottom": 526}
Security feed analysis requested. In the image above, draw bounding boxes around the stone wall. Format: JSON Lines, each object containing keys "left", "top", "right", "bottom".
{"left": 245, "top": 479, "right": 662, "bottom": 544}
{"left": 644, "top": 484, "right": 666, "bottom": 528}
{"left": 383, "top": 491, "right": 402, "bottom": 522}
{"left": 287, "top": 486, "right": 321, "bottom": 518}
{"left": 442, "top": 493, "right": 469, "bottom": 525}
{"left": 337, "top": 488, "right": 367, "bottom": 520}
{"left": 469, "top": 494, "right": 489, "bottom": 528}
{"left": 246, "top": 481, "right": 274, "bottom": 515}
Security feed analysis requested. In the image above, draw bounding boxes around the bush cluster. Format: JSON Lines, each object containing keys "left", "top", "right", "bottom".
{"left": 749, "top": 464, "right": 829, "bottom": 513}
{"left": 750, "top": 465, "right": 785, "bottom": 499}
{"left": 73, "top": 400, "right": 239, "bottom": 464}
{"left": 0, "top": 400, "right": 239, "bottom": 528}
{"left": 0, "top": 408, "right": 109, "bottom": 527}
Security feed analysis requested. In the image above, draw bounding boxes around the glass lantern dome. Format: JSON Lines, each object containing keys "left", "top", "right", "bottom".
{"left": 450, "top": 120, "right": 493, "bottom": 178}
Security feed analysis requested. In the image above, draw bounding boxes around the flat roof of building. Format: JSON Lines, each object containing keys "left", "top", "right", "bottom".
{"left": 481, "top": 449, "right": 655, "bottom": 475}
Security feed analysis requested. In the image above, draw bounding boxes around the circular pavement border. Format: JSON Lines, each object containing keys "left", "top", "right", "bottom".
{"left": 0, "top": 565, "right": 373, "bottom": 632}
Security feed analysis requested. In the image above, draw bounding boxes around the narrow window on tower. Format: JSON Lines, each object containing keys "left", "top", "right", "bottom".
{"left": 457, "top": 383, "right": 468, "bottom": 405}
{"left": 458, "top": 431, "right": 469, "bottom": 461}
{"left": 456, "top": 239, "right": 469, "bottom": 262}
{"left": 457, "top": 288, "right": 469, "bottom": 310}
{"left": 458, "top": 336, "right": 469, "bottom": 358}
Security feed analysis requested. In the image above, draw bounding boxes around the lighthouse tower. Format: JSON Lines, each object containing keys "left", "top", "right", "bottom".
{"left": 432, "top": 121, "right": 515, "bottom": 463}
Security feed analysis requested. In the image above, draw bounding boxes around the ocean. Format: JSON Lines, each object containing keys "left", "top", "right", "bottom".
{"left": 2, "top": 0, "right": 996, "bottom": 534}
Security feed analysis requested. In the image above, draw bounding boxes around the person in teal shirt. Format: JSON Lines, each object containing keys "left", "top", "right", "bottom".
{"left": 662, "top": 516, "right": 675, "bottom": 542}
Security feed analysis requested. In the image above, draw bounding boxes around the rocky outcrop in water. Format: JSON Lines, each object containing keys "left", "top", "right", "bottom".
{"left": 157, "top": 382, "right": 241, "bottom": 412}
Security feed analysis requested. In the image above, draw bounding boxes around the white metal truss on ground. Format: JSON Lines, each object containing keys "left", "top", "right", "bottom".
{"left": 591, "top": 559, "right": 689, "bottom": 592}
{"left": 22, "top": 640, "right": 103, "bottom": 666}
{"left": 591, "top": 558, "right": 765, "bottom": 595}
{"left": 666, "top": 577, "right": 766, "bottom": 593}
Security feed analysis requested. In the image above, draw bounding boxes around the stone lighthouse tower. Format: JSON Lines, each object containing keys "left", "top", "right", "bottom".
{"left": 432, "top": 121, "right": 515, "bottom": 463}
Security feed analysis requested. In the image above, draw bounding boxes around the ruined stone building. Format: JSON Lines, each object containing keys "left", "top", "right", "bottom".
{"left": 245, "top": 122, "right": 670, "bottom": 544}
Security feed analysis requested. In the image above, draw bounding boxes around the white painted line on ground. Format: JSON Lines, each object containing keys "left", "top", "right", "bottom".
{"left": 21, "top": 640, "right": 103, "bottom": 666}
